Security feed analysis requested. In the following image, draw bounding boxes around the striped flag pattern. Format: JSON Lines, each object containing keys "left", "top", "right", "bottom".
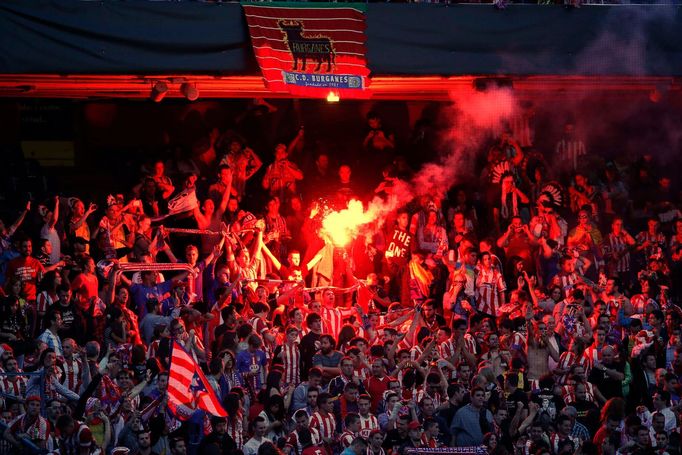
{"left": 242, "top": 2, "right": 370, "bottom": 98}
{"left": 168, "top": 341, "right": 227, "bottom": 418}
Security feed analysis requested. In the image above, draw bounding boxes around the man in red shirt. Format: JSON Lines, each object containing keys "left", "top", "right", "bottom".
{"left": 364, "top": 358, "right": 391, "bottom": 414}
{"left": 70, "top": 256, "right": 99, "bottom": 312}
{"left": 5, "top": 237, "right": 44, "bottom": 303}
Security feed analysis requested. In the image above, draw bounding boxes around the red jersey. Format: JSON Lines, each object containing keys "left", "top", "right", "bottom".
{"left": 70, "top": 272, "right": 98, "bottom": 312}
{"left": 6, "top": 256, "right": 44, "bottom": 301}
{"left": 60, "top": 357, "right": 83, "bottom": 394}
{"left": 359, "top": 414, "right": 379, "bottom": 433}
{"left": 364, "top": 375, "right": 391, "bottom": 413}
{"left": 475, "top": 267, "right": 506, "bottom": 316}
{"left": 0, "top": 372, "right": 26, "bottom": 398}
{"left": 302, "top": 446, "right": 329, "bottom": 455}
{"left": 339, "top": 430, "right": 356, "bottom": 448}
{"left": 285, "top": 427, "right": 320, "bottom": 454}
{"left": 36, "top": 290, "right": 56, "bottom": 315}
{"left": 556, "top": 352, "right": 589, "bottom": 385}
{"left": 281, "top": 342, "right": 301, "bottom": 386}
{"left": 320, "top": 307, "right": 344, "bottom": 340}
{"left": 310, "top": 411, "right": 336, "bottom": 440}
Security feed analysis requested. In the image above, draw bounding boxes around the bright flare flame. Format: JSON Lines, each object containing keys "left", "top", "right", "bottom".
{"left": 321, "top": 199, "right": 374, "bottom": 247}
{"left": 326, "top": 91, "right": 340, "bottom": 103}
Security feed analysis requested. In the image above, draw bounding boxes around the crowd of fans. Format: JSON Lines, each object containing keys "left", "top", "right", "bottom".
{"left": 0, "top": 102, "right": 680, "bottom": 455}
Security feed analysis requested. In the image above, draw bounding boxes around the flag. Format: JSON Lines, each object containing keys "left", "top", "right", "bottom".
{"left": 242, "top": 2, "right": 370, "bottom": 99}
{"left": 167, "top": 188, "right": 198, "bottom": 216}
{"left": 167, "top": 341, "right": 227, "bottom": 419}
{"left": 99, "top": 374, "right": 123, "bottom": 414}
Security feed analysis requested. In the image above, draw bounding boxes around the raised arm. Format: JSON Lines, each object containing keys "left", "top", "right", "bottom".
{"left": 415, "top": 335, "right": 438, "bottom": 366}
{"left": 158, "top": 179, "right": 175, "bottom": 200}
{"left": 262, "top": 166, "right": 273, "bottom": 190}
{"left": 248, "top": 223, "right": 265, "bottom": 267}
{"left": 524, "top": 271, "right": 539, "bottom": 309}
{"left": 305, "top": 243, "right": 328, "bottom": 271}
{"left": 260, "top": 240, "right": 282, "bottom": 271}
{"left": 287, "top": 127, "right": 305, "bottom": 157}
{"left": 8, "top": 201, "right": 30, "bottom": 236}
{"left": 193, "top": 206, "right": 210, "bottom": 230}
{"left": 70, "top": 202, "right": 97, "bottom": 231}
{"left": 218, "top": 170, "right": 233, "bottom": 215}
{"left": 203, "top": 235, "right": 226, "bottom": 266}
{"left": 497, "top": 224, "right": 512, "bottom": 248}
{"left": 49, "top": 196, "right": 59, "bottom": 229}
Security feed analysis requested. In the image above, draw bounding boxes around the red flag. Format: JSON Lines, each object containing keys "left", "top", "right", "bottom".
{"left": 167, "top": 341, "right": 227, "bottom": 418}
{"left": 99, "top": 374, "right": 122, "bottom": 414}
{"left": 242, "top": 2, "right": 370, "bottom": 99}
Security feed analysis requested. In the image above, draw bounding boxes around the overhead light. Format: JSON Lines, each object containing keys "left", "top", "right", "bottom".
{"left": 326, "top": 91, "right": 340, "bottom": 103}
{"left": 150, "top": 81, "right": 168, "bottom": 102}
{"left": 180, "top": 82, "right": 199, "bottom": 101}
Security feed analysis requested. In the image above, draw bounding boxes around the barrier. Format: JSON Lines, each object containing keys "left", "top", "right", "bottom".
{"left": 405, "top": 447, "right": 487, "bottom": 455}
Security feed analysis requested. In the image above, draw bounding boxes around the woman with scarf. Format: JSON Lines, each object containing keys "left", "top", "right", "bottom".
{"left": 25, "top": 349, "right": 80, "bottom": 416}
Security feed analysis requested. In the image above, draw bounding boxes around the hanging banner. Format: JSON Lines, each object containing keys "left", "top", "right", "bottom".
{"left": 242, "top": 2, "right": 371, "bottom": 99}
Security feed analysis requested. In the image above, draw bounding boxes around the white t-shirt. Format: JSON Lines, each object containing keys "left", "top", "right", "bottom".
{"left": 40, "top": 224, "right": 61, "bottom": 265}
{"left": 242, "top": 436, "right": 272, "bottom": 455}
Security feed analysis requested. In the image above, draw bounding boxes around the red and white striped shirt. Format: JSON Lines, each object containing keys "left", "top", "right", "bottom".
{"left": 226, "top": 413, "right": 244, "bottom": 449}
{"left": 61, "top": 357, "right": 82, "bottom": 394}
{"left": 439, "top": 339, "right": 456, "bottom": 360}
{"left": 147, "top": 340, "right": 160, "bottom": 360}
{"left": 464, "top": 333, "right": 477, "bottom": 355}
{"left": 475, "top": 267, "right": 506, "bottom": 316}
{"left": 281, "top": 343, "right": 301, "bottom": 386}
{"left": 36, "top": 290, "right": 56, "bottom": 315}
{"left": 340, "top": 430, "right": 356, "bottom": 448}
{"left": 630, "top": 294, "right": 658, "bottom": 316}
{"left": 583, "top": 345, "right": 603, "bottom": 372}
{"left": 250, "top": 316, "right": 270, "bottom": 336}
{"left": 310, "top": 411, "right": 336, "bottom": 440}
{"left": 420, "top": 434, "right": 439, "bottom": 448}
{"left": 354, "top": 366, "right": 370, "bottom": 382}
{"left": 549, "top": 432, "right": 580, "bottom": 455}
{"left": 286, "top": 427, "right": 320, "bottom": 454}
{"left": 321, "top": 307, "right": 345, "bottom": 340}
{"left": 359, "top": 414, "right": 378, "bottom": 432}
{"left": 0, "top": 373, "right": 26, "bottom": 398}
{"left": 555, "top": 352, "right": 589, "bottom": 385}
{"left": 553, "top": 272, "right": 578, "bottom": 293}
{"left": 636, "top": 231, "right": 665, "bottom": 259}
{"left": 560, "top": 382, "right": 595, "bottom": 404}
{"left": 603, "top": 233, "right": 631, "bottom": 273}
